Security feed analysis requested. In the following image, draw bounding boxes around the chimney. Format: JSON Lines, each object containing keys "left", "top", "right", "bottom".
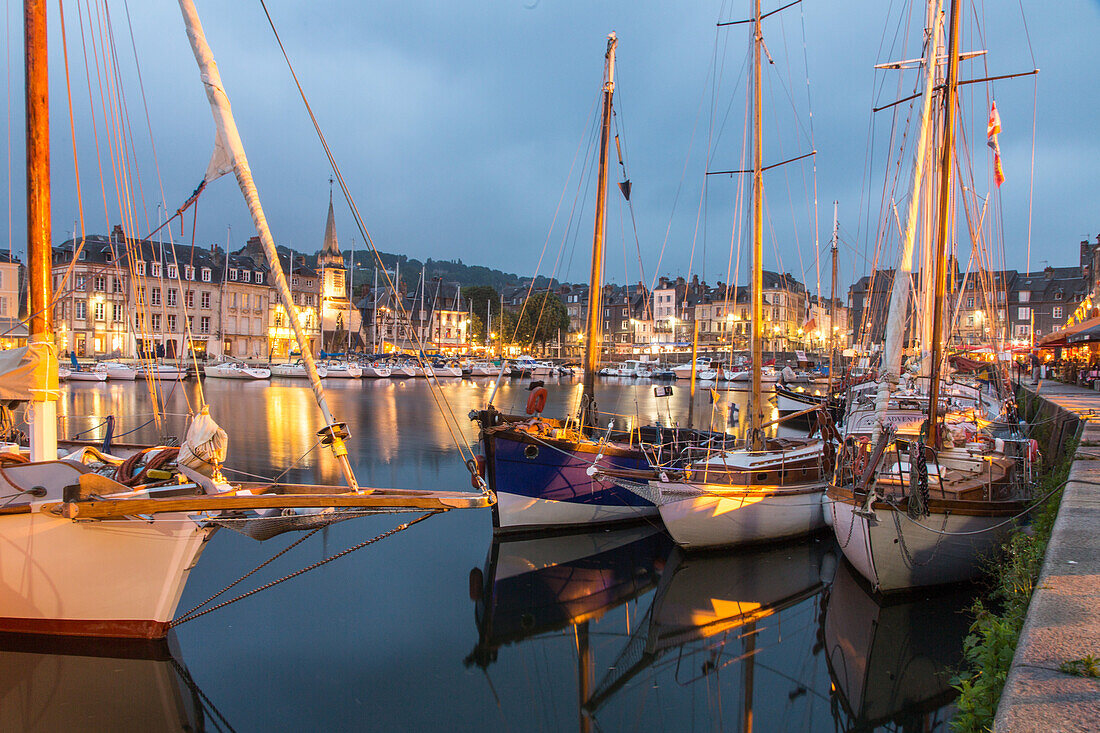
{"left": 111, "top": 224, "right": 124, "bottom": 243}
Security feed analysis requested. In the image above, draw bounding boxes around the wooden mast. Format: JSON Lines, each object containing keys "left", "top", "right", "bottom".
{"left": 25, "top": 0, "right": 57, "bottom": 462}
{"left": 749, "top": 0, "right": 765, "bottom": 450}
{"left": 926, "top": 0, "right": 962, "bottom": 448}
{"left": 580, "top": 32, "right": 617, "bottom": 431}
{"left": 828, "top": 201, "right": 838, "bottom": 396}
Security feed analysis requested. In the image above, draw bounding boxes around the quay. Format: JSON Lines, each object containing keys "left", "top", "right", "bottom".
{"left": 996, "top": 379, "right": 1100, "bottom": 731}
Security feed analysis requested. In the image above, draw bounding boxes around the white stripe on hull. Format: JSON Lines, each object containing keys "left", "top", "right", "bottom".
{"left": 657, "top": 483, "right": 826, "bottom": 549}
{"left": 495, "top": 491, "right": 658, "bottom": 532}
{"left": 0, "top": 511, "right": 213, "bottom": 631}
{"left": 830, "top": 499, "right": 1015, "bottom": 592}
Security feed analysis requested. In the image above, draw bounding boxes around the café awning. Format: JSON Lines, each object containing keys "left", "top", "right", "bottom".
{"left": 1038, "top": 315, "right": 1100, "bottom": 348}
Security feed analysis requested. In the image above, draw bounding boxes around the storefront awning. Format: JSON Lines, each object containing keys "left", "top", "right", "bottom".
{"left": 1038, "top": 314, "right": 1100, "bottom": 348}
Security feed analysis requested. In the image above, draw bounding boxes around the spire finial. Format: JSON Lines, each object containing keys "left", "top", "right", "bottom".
{"left": 328, "top": 176, "right": 334, "bottom": 203}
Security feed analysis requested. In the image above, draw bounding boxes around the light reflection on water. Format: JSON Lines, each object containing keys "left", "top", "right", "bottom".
{"left": 17, "top": 376, "right": 968, "bottom": 731}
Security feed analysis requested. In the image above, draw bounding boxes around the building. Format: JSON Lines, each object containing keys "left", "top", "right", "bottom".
{"left": 1009, "top": 266, "right": 1088, "bottom": 344}
{"left": 219, "top": 246, "right": 271, "bottom": 359}
{"left": 317, "top": 193, "right": 362, "bottom": 353}
{"left": 0, "top": 252, "right": 26, "bottom": 349}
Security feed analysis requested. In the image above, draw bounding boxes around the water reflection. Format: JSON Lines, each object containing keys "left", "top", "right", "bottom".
{"left": 823, "top": 561, "right": 973, "bottom": 732}
{"left": 0, "top": 633, "right": 210, "bottom": 731}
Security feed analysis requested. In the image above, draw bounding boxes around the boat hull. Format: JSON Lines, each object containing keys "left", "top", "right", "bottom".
{"left": 0, "top": 510, "right": 213, "bottom": 638}
{"left": 204, "top": 365, "right": 270, "bottom": 379}
{"left": 657, "top": 481, "right": 827, "bottom": 549}
{"left": 482, "top": 428, "right": 656, "bottom": 532}
{"left": 829, "top": 492, "right": 1019, "bottom": 593}
{"left": 66, "top": 372, "right": 108, "bottom": 382}
{"left": 362, "top": 366, "right": 391, "bottom": 378}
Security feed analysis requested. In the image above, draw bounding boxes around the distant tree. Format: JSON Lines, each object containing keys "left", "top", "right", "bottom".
{"left": 515, "top": 292, "right": 569, "bottom": 349}
{"left": 465, "top": 311, "right": 485, "bottom": 344}
{"left": 462, "top": 285, "right": 501, "bottom": 329}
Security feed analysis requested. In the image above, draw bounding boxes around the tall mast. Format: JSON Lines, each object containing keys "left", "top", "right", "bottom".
{"left": 926, "top": 0, "right": 962, "bottom": 447}
{"left": 580, "top": 32, "right": 617, "bottom": 431}
{"left": 828, "top": 201, "right": 838, "bottom": 396}
{"left": 749, "top": 0, "right": 765, "bottom": 450}
{"left": 177, "top": 0, "right": 357, "bottom": 489}
{"left": 872, "top": 0, "right": 943, "bottom": 440}
{"left": 25, "top": 0, "right": 57, "bottom": 461}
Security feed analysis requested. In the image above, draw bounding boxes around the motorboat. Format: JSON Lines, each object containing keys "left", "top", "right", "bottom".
{"left": 135, "top": 363, "right": 189, "bottom": 381}
{"left": 203, "top": 362, "right": 271, "bottom": 380}
{"left": 271, "top": 359, "right": 328, "bottom": 378}
{"left": 361, "top": 363, "right": 392, "bottom": 378}
{"left": 65, "top": 362, "right": 108, "bottom": 382}
{"left": 672, "top": 357, "right": 710, "bottom": 380}
{"left": 103, "top": 361, "right": 136, "bottom": 381}
{"left": 322, "top": 361, "right": 361, "bottom": 379}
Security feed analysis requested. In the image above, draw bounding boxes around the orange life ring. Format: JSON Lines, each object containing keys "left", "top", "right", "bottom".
{"left": 526, "top": 387, "right": 548, "bottom": 415}
{"left": 469, "top": 454, "right": 486, "bottom": 489}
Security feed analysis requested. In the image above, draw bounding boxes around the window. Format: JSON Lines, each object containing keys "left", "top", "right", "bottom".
{"left": 1017, "top": 307, "right": 1030, "bottom": 320}
{"left": 198, "top": 315, "right": 208, "bottom": 334}
{"left": 229, "top": 269, "right": 239, "bottom": 281}
{"left": 966, "top": 297, "right": 975, "bottom": 308}
{"left": 167, "top": 288, "right": 177, "bottom": 307}
{"left": 967, "top": 316, "right": 975, "bottom": 326}
{"left": 187, "top": 316, "right": 194, "bottom": 332}
{"left": 1018, "top": 291, "right": 1030, "bottom": 303}
{"left": 94, "top": 275, "right": 106, "bottom": 292}
{"left": 167, "top": 314, "right": 177, "bottom": 332}
{"left": 292, "top": 276, "right": 300, "bottom": 286}
{"left": 167, "top": 264, "right": 178, "bottom": 279}
{"left": 0, "top": 297, "right": 6, "bottom": 316}
{"left": 274, "top": 312, "right": 283, "bottom": 327}
{"left": 135, "top": 261, "right": 146, "bottom": 275}
{"left": 1053, "top": 306, "right": 1064, "bottom": 320}
{"left": 76, "top": 274, "right": 87, "bottom": 290}
{"left": 226, "top": 316, "right": 237, "bottom": 333}
{"left": 997, "top": 291, "right": 1006, "bottom": 303}
{"left": 185, "top": 265, "right": 195, "bottom": 281}
{"left": 112, "top": 303, "right": 123, "bottom": 323}
{"left": 112, "top": 277, "right": 123, "bottom": 293}
{"left": 255, "top": 272, "right": 263, "bottom": 285}
{"left": 242, "top": 270, "right": 251, "bottom": 283}
{"left": 201, "top": 268, "right": 211, "bottom": 282}
{"left": 134, "top": 312, "right": 144, "bottom": 330}
{"left": 151, "top": 313, "right": 161, "bottom": 331}
{"left": 137, "top": 287, "right": 145, "bottom": 305}
{"left": 185, "top": 290, "right": 195, "bottom": 308}
{"left": 307, "top": 280, "right": 314, "bottom": 288}
{"left": 93, "top": 301, "right": 104, "bottom": 321}
{"left": 152, "top": 261, "right": 162, "bottom": 277}
{"left": 1015, "top": 324, "right": 1030, "bottom": 337}
{"left": 150, "top": 289, "right": 161, "bottom": 306}
{"left": 75, "top": 300, "right": 87, "bottom": 320}
{"left": 621, "top": 320, "right": 628, "bottom": 330}
{"left": 201, "top": 292, "right": 211, "bottom": 309}
{"left": 243, "top": 293, "right": 250, "bottom": 309}
{"left": 1054, "top": 291, "right": 1064, "bottom": 301}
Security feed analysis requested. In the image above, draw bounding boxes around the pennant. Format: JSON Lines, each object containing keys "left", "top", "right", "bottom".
{"left": 986, "top": 101, "right": 1005, "bottom": 187}
{"left": 710, "top": 388, "right": 720, "bottom": 404}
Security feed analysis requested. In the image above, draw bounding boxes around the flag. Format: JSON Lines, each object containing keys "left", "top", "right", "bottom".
{"left": 987, "top": 101, "right": 1005, "bottom": 187}
{"left": 710, "top": 388, "right": 720, "bottom": 404}
{"left": 802, "top": 317, "right": 816, "bottom": 332}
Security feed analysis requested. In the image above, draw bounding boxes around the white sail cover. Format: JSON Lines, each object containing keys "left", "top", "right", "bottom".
{"left": 178, "top": 405, "right": 227, "bottom": 476}
{"left": 0, "top": 343, "right": 58, "bottom": 402}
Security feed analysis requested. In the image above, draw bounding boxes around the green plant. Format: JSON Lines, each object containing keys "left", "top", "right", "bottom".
{"left": 1059, "top": 655, "right": 1100, "bottom": 678}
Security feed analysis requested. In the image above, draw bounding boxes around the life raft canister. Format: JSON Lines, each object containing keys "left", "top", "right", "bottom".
{"left": 526, "top": 387, "right": 548, "bottom": 415}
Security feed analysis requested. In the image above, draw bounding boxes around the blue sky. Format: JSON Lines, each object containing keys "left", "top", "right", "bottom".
{"left": 2, "top": 0, "right": 1097, "bottom": 295}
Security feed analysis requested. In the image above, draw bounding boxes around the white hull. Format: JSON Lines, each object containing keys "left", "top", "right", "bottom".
{"left": 271, "top": 363, "right": 328, "bottom": 378}
{"left": 468, "top": 366, "right": 496, "bottom": 377}
{"left": 830, "top": 498, "right": 1015, "bottom": 592}
{"left": 103, "top": 364, "right": 137, "bottom": 381}
{"left": 65, "top": 371, "right": 108, "bottom": 382}
{"left": 136, "top": 366, "right": 188, "bottom": 381}
{"left": 324, "top": 363, "right": 362, "bottom": 379}
{"left": 495, "top": 491, "right": 658, "bottom": 530}
{"left": 204, "top": 364, "right": 270, "bottom": 380}
{"left": 362, "top": 366, "right": 392, "bottom": 378}
{"left": 389, "top": 365, "right": 417, "bottom": 378}
{"left": 657, "top": 482, "right": 827, "bottom": 549}
{"left": 426, "top": 366, "right": 462, "bottom": 378}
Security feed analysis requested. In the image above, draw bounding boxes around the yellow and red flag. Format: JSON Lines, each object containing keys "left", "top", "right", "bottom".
{"left": 987, "top": 101, "right": 1005, "bottom": 187}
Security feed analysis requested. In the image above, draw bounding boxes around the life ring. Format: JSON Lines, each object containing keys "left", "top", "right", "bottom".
{"left": 526, "top": 387, "right": 548, "bottom": 415}
{"left": 468, "top": 455, "right": 486, "bottom": 489}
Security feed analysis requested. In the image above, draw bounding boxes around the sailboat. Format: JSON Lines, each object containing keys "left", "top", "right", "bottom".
{"left": 469, "top": 33, "right": 723, "bottom": 533}
{"left": 0, "top": 0, "right": 489, "bottom": 639}
{"left": 826, "top": 0, "right": 1031, "bottom": 593}
{"left": 640, "top": 1, "right": 832, "bottom": 550}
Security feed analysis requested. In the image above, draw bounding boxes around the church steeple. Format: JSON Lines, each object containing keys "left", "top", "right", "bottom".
{"left": 318, "top": 180, "right": 343, "bottom": 268}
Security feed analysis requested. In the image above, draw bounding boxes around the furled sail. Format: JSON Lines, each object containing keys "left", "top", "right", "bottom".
{"left": 0, "top": 343, "right": 58, "bottom": 402}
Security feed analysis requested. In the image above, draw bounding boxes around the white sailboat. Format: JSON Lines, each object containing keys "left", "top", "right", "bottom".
{"left": 271, "top": 359, "right": 328, "bottom": 378}
{"left": 0, "top": 0, "right": 490, "bottom": 639}
{"left": 204, "top": 361, "right": 271, "bottom": 380}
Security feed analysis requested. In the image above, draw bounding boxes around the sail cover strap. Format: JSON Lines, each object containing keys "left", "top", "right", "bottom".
{"left": 0, "top": 343, "right": 59, "bottom": 402}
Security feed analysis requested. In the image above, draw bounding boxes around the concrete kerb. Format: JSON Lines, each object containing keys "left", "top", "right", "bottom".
{"left": 995, "top": 381, "right": 1100, "bottom": 732}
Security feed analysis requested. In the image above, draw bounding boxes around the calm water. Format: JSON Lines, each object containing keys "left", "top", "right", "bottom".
{"left": 23, "top": 377, "right": 973, "bottom": 731}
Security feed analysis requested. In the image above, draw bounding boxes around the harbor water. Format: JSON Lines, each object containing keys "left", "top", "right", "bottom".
{"left": 16, "top": 376, "right": 975, "bottom": 732}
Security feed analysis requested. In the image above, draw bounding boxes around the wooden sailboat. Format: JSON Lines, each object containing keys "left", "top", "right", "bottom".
{"left": 472, "top": 33, "right": 697, "bottom": 532}
{"left": 0, "top": 0, "right": 489, "bottom": 639}
{"left": 648, "top": 1, "right": 831, "bottom": 550}
{"left": 826, "top": 0, "right": 1030, "bottom": 593}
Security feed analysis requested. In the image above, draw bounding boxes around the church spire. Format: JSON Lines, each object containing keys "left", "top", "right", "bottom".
{"left": 319, "top": 179, "right": 342, "bottom": 267}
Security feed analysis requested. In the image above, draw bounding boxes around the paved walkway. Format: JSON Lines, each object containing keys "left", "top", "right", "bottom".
{"left": 996, "top": 379, "right": 1100, "bottom": 732}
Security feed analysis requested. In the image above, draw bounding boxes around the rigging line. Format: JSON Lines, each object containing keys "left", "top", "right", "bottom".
{"left": 54, "top": 0, "right": 89, "bottom": 303}
{"left": 4, "top": 0, "right": 9, "bottom": 260}
{"left": 76, "top": 0, "right": 112, "bottom": 233}
{"left": 121, "top": 0, "right": 170, "bottom": 225}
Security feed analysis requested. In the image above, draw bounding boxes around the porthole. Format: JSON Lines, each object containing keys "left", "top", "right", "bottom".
{"left": 524, "top": 445, "right": 539, "bottom": 460}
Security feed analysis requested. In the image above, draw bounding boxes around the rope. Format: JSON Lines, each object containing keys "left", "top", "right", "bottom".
{"left": 169, "top": 511, "right": 440, "bottom": 627}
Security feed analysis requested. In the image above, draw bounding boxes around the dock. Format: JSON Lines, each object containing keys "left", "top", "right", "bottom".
{"left": 995, "top": 379, "right": 1100, "bottom": 731}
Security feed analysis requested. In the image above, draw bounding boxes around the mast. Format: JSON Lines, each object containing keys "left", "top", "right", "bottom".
{"left": 828, "top": 201, "right": 838, "bottom": 395}
{"left": 177, "top": 0, "right": 357, "bottom": 489}
{"left": 872, "top": 0, "right": 943, "bottom": 440}
{"left": 927, "top": 0, "right": 962, "bottom": 448}
{"left": 749, "top": 0, "right": 765, "bottom": 450}
{"left": 579, "top": 32, "right": 617, "bottom": 431}
{"left": 25, "top": 0, "right": 57, "bottom": 462}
